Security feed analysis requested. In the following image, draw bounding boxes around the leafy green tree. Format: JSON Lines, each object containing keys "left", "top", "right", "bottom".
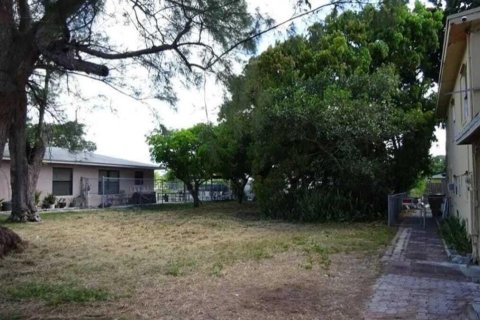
{"left": 430, "top": 155, "right": 446, "bottom": 175}
{"left": 208, "top": 123, "right": 252, "bottom": 203}
{"left": 314, "top": 1, "right": 442, "bottom": 192}
{"left": 27, "top": 121, "right": 96, "bottom": 153}
{"left": 219, "top": 1, "right": 443, "bottom": 221}
{"left": 410, "top": 178, "right": 427, "bottom": 198}
{"left": 148, "top": 124, "right": 215, "bottom": 207}
{"left": 48, "top": 122, "right": 96, "bottom": 152}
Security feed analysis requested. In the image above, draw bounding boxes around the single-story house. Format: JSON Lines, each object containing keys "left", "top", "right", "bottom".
{"left": 437, "top": 7, "right": 480, "bottom": 260}
{"left": 0, "top": 146, "right": 158, "bottom": 208}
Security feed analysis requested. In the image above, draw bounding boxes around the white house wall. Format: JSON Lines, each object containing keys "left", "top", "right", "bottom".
{"left": 1, "top": 161, "right": 55, "bottom": 202}
{"left": 0, "top": 161, "right": 155, "bottom": 208}
{"left": 82, "top": 167, "right": 154, "bottom": 194}
{"left": 446, "top": 44, "right": 475, "bottom": 234}
{"left": 84, "top": 168, "right": 155, "bottom": 208}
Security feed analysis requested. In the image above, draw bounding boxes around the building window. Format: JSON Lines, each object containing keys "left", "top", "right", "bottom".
{"left": 135, "top": 171, "right": 144, "bottom": 185}
{"left": 52, "top": 168, "right": 73, "bottom": 196}
{"left": 98, "top": 170, "right": 120, "bottom": 194}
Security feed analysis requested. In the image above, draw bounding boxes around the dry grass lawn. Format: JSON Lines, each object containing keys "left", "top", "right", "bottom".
{"left": 0, "top": 202, "right": 394, "bottom": 319}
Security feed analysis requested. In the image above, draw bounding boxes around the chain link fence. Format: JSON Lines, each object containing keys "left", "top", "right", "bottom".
{"left": 156, "top": 179, "right": 233, "bottom": 204}
{"left": 76, "top": 177, "right": 233, "bottom": 208}
{"left": 387, "top": 192, "right": 407, "bottom": 226}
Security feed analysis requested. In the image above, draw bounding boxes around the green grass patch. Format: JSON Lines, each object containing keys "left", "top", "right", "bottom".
{"left": 127, "top": 202, "right": 206, "bottom": 212}
{"left": 5, "top": 282, "right": 110, "bottom": 306}
{"left": 302, "top": 241, "right": 331, "bottom": 270}
{"left": 164, "top": 257, "right": 198, "bottom": 276}
{"left": 409, "top": 178, "right": 427, "bottom": 198}
{"left": 210, "top": 262, "right": 224, "bottom": 277}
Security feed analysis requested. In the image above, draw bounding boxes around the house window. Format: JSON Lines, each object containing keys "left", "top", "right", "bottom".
{"left": 98, "top": 170, "right": 120, "bottom": 194}
{"left": 460, "top": 64, "right": 470, "bottom": 123}
{"left": 52, "top": 168, "right": 73, "bottom": 196}
{"left": 135, "top": 171, "right": 144, "bottom": 185}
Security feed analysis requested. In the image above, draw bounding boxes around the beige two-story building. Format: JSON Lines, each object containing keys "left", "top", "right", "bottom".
{"left": 437, "top": 8, "right": 480, "bottom": 260}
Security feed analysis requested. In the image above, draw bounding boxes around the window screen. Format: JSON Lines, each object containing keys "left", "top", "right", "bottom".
{"left": 135, "top": 171, "right": 144, "bottom": 185}
{"left": 52, "top": 168, "right": 73, "bottom": 196}
{"left": 98, "top": 170, "right": 120, "bottom": 194}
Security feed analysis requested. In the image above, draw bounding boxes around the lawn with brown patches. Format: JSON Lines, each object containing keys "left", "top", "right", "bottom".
{"left": 0, "top": 202, "right": 394, "bottom": 319}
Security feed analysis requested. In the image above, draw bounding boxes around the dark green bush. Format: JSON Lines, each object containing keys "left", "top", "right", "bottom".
{"left": 257, "top": 188, "right": 383, "bottom": 222}
{"left": 440, "top": 216, "right": 471, "bottom": 255}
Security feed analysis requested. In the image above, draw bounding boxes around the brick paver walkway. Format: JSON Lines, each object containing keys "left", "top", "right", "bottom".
{"left": 364, "top": 215, "right": 480, "bottom": 319}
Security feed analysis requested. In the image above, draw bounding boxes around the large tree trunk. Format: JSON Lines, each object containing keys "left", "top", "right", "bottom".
{"left": 186, "top": 182, "right": 201, "bottom": 208}
{"left": 27, "top": 162, "right": 44, "bottom": 213}
{"left": 26, "top": 71, "right": 49, "bottom": 215}
{"left": 0, "top": 3, "right": 40, "bottom": 221}
{"left": 194, "top": 183, "right": 201, "bottom": 208}
{"left": 234, "top": 177, "right": 249, "bottom": 204}
{"left": 0, "top": 4, "right": 15, "bottom": 163}
{"left": 8, "top": 91, "right": 40, "bottom": 222}
{"left": 27, "top": 136, "right": 46, "bottom": 215}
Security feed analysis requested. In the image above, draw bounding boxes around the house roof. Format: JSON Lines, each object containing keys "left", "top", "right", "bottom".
{"left": 437, "top": 7, "right": 480, "bottom": 118}
{"left": 3, "top": 146, "right": 159, "bottom": 170}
